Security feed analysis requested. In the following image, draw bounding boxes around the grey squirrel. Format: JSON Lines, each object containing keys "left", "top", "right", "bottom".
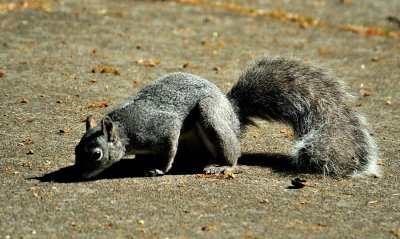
{"left": 75, "top": 56, "right": 379, "bottom": 179}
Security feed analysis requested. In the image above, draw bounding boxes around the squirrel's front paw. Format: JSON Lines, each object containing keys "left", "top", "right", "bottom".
{"left": 146, "top": 169, "right": 165, "bottom": 177}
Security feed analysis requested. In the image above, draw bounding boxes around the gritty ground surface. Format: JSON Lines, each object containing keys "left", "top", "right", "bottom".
{"left": 1, "top": 0, "right": 399, "bottom": 238}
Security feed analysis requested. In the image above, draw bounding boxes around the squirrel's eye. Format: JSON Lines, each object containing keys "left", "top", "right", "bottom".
{"left": 91, "top": 149, "right": 103, "bottom": 161}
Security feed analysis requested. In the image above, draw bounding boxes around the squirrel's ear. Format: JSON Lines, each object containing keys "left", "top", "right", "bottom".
{"left": 86, "top": 115, "right": 96, "bottom": 131}
{"left": 101, "top": 116, "right": 116, "bottom": 141}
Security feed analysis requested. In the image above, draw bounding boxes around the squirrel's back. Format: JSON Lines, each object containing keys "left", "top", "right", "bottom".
{"left": 228, "top": 56, "right": 379, "bottom": 177}
{"left": 114, "top": 72, "right": 223, "bottom": 117}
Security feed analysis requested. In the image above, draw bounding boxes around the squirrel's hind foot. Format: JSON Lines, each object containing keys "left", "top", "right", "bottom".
{"left": 203, "top": 165, "right": 235, "bottom": 174}
{"left": 146, "top": 169, "right": 165, "bottom": 177}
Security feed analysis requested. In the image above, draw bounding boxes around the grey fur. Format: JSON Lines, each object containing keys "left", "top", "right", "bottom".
{"left": 75, "top": 56, "right": 379, "bottom": 179}
{"left": 75, "top": 72, "right": 241, "bottom": 179}
{"left": 227, "top": 56, "right": 379, "bottom": 177}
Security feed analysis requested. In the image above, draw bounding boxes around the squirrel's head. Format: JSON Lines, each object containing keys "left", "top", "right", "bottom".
{"left": 74, "top": 115, "right": 126, "bottom": 179}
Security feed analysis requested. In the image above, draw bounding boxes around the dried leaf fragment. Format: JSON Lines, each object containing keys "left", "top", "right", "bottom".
{"left": 202, "top": 225, "right": 217, "bottom": 231}
{"left": 225, "top": 172, "right": 235, "bottom": 179}
{"left": 0, "top": 70, "right": 5, "bottom": 77}
{"left": 87, "top": 101, "right": 109, "bottom": 109}
{"left": 136, "top": 59, "right": 160, "bottom": 67}
{"left": 137, "top": 220, "right": 145, "bottom": 225}
{"left": 3, "top": 165, "right": 13, "bottom": 172}
{"left": 280, "top": 129, "right": 294, "bottom": 138}
{"left": 59, "top": 128, "right": 71, "bottom": 135}
{"left": 260, "top": 198, "right": 269, "bottom": 204}
{"left": 0, "top": 1, "right": 50, "bottom": 13}
{"left": 32, "top": 192, "right": 40, "bottom": 199}
{"left": 368, "top": 200, "right": 379, "bottom": 206}
{"left": 91, "top": 66, "right": 121, "bottom": 75}
{"left": 181, "top": 62, "right": 197, "bottom": 69}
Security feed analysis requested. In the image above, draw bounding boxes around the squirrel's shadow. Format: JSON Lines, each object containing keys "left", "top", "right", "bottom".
{"left": 32, "top": 154, "right": 204, "bottom": 183}
{"left": 33, "top": 152, "right": 297, "bottom": 183}
{"left": 238, "top": 153, "right": 296, "bottom": 173}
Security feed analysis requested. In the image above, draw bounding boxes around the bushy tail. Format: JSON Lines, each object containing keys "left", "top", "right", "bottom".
{"left": 227, "top": 56, "right": 380, "bottom": 177}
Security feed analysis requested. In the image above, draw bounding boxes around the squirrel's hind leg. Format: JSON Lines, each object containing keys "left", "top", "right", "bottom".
{"left": 196, "top": 96, "right": 241, "bottom": 174}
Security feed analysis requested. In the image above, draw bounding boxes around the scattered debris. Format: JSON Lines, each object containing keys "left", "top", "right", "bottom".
{"left": 59, "top": 128, "right": 71, "bottom": 135}
{"left": 280, "top": 129, "right": 294, "bottom": 138}
{"left": 225, "top": 172, "right": 235, "bottom": 179}
{"left": 248, "top": 128, "right": 260, "bottom": 138}
{"left": 0, "top": 1, "right": 52, "bottom": 13}
{"left": 87, "top": 101, "right": 109, "bottom": 109}
{"left": 173, "top": 0, "right": 400, "bottom": 40}
{"left": 288, "top": 177, "right": 308, "bottom": 189}
{"left": 26, "top": 150, "right": 35, "bottom": 155}
{"left": 260, "top": 198, "right": 269, "bottom": 204}
{"left": 201, "top": 225, "right": 217, "bottom": 231}
{"left": 136, "top": 59, "right": 161, "bottom": 67}
{"left": 90, "top": 48, "right": 98, "bottom": 56}
{"left": 196, "top": 172, "right": 235, "bottom": 180}
{"left": 137, "top": 219, "right": 145, "bottom": 225}
{"left": 91, "top": 66, "right": 121, "bottom": 75}
{"left": 212, "top": 66, "right": 220, "bottom": 73}
{"left": 181, "top": 62, "right": 197, "bottom": 69}
{"left": 21, "top": 160, "right": 32, "bottom": 168}
{"left": 3, "top": 165, "right": 13, "bottom": 172}
{"left": 20, "top": 138, "right": 33, "bottom": 145}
